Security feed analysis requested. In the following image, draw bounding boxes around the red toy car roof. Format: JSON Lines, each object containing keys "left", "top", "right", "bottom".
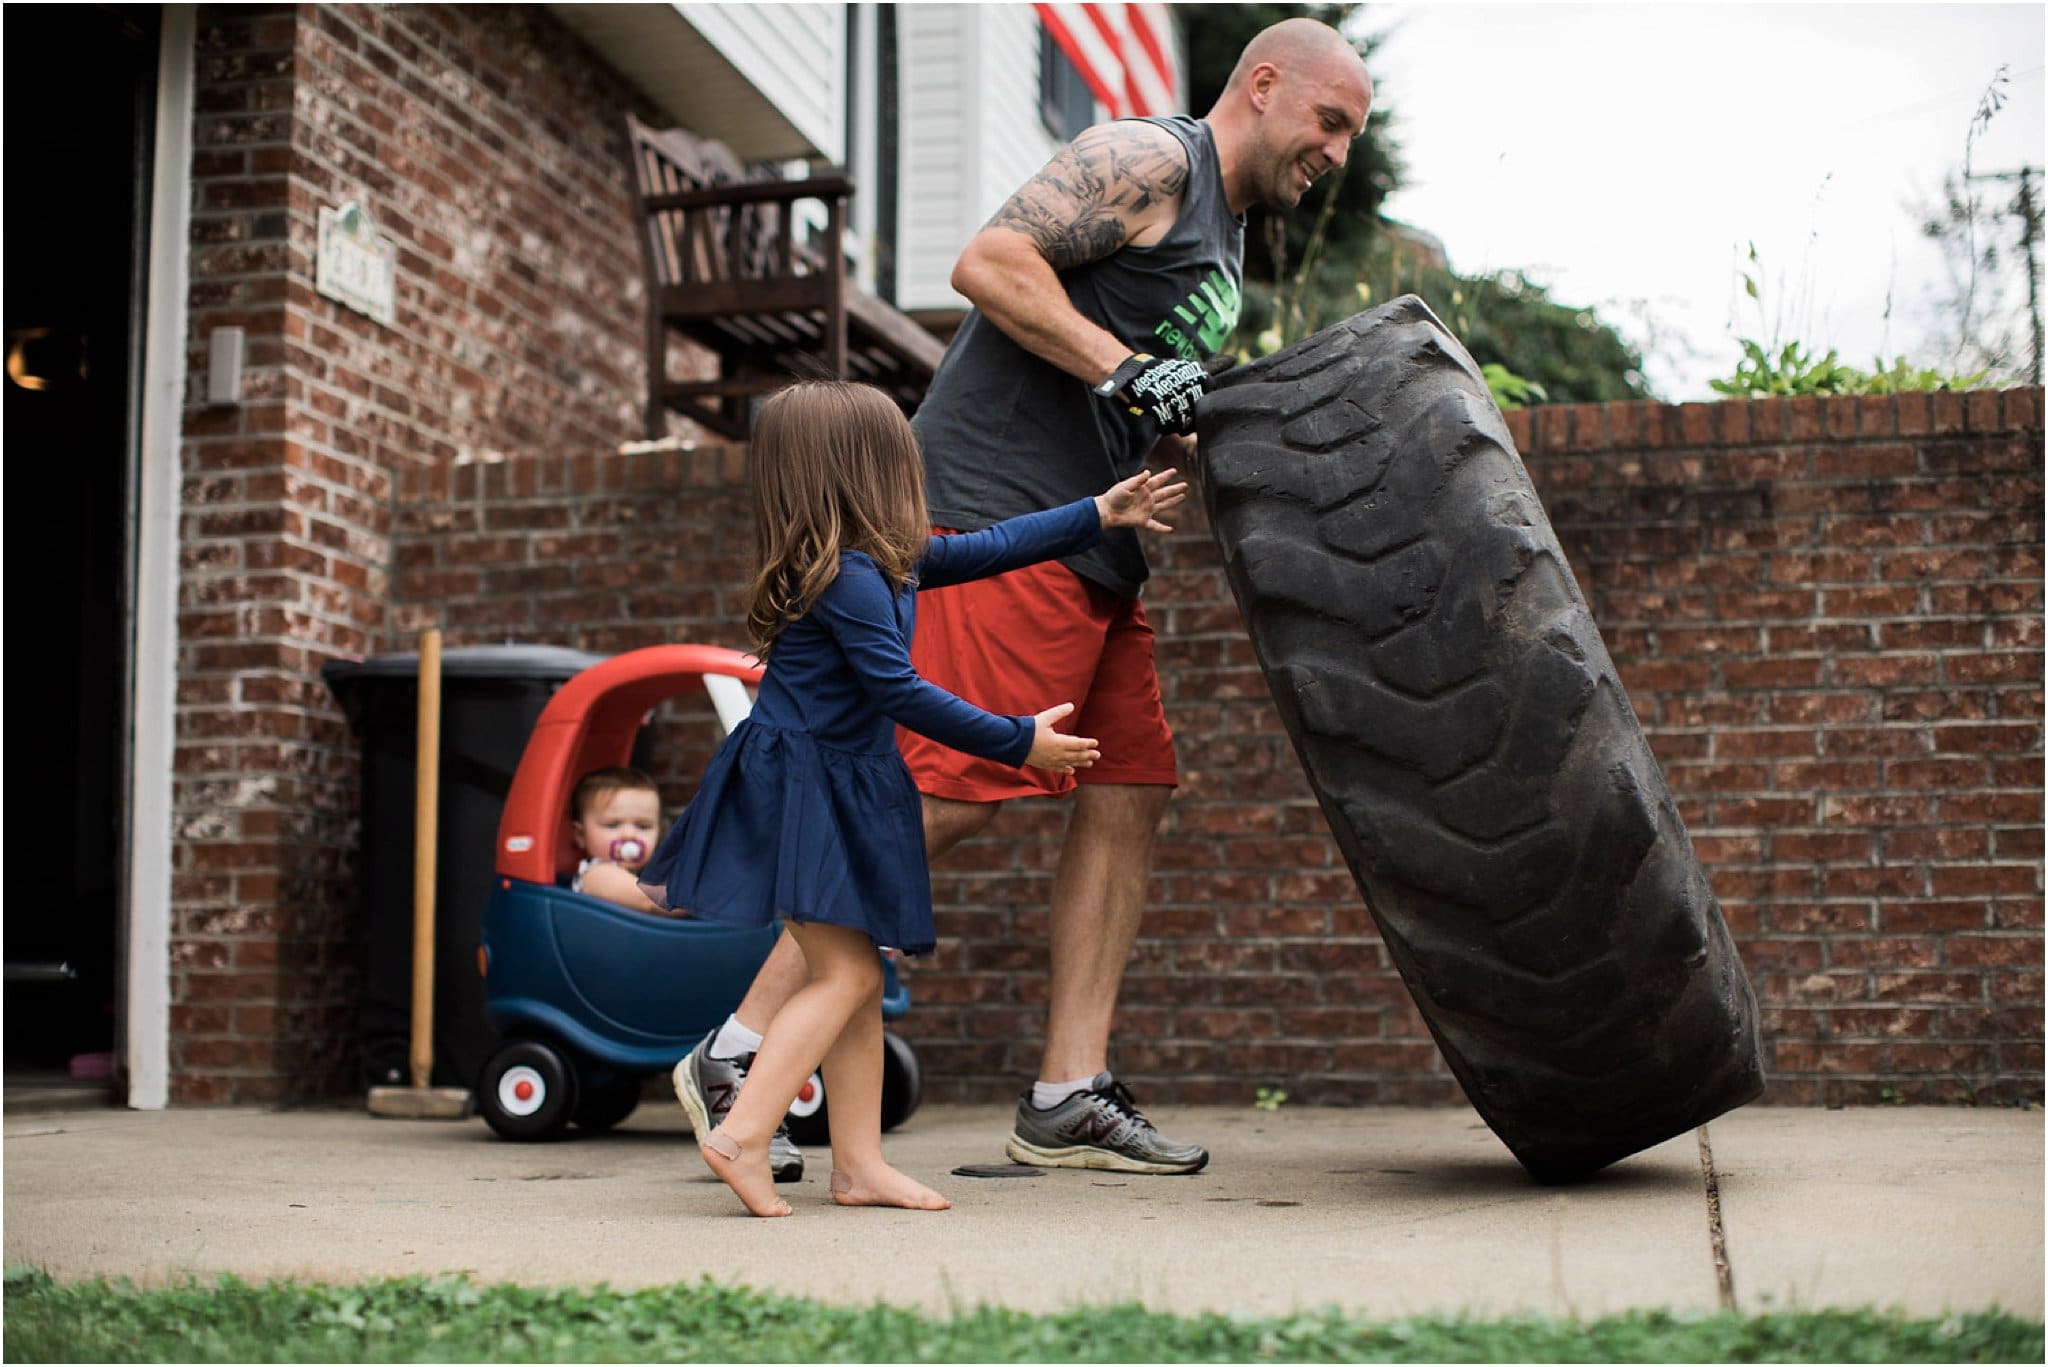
{"left": 495, "top": 643, "right": 763, "bottom": 884}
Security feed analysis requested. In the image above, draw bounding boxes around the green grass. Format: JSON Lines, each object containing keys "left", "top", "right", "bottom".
{"left": 4, "top": 1266, "right": 2040, "bottom": 1363}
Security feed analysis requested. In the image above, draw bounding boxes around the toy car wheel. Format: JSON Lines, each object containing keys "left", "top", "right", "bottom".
{"left": 880, "top": 1031, "right": 922, "bottom": 1132}
{"left": 782, "top": 1069, "right": 830, "bottom": 1148}
{"left": 477, "top": 1039, "right": 579, "bottom": 1141}
{"left": 572, "top": 1075, "right": 643, "bottom": 1133}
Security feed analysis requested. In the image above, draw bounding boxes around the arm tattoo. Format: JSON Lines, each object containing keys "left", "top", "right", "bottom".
{"left": 984, "top": 123, "right": 1190, "bottom": 272}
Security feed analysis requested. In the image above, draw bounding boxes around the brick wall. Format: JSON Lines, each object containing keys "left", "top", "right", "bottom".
{"left": 172, "top": 3, "right": 658, "bottom": 1101}
{"left": 389, "top": 389, "right": 2044, "bottom": 1110}
{"left": 1505, "top": 390, "right": 2043, "bottom": 1106}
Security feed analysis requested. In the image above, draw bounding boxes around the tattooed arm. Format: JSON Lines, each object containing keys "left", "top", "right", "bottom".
{"left": 949, "top": 120, "right": 1190, "bottom": 386}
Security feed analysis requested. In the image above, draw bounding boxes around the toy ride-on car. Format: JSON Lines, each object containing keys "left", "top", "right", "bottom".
{"left": 476, "top": 642, "right": 923, "bottom": 1143}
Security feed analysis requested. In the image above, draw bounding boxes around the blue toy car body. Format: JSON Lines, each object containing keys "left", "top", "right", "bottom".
{"left": 473, "top": 644, "right": 921, "bottom": 1142}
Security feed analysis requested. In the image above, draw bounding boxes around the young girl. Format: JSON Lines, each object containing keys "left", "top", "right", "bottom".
{"left": 636, "top": 379, "right": 1185, "bottom": 1217}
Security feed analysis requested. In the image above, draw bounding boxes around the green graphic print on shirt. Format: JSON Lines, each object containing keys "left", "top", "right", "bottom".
{"left": 1151, "top": 269, "right": 1242, "bottom": 360}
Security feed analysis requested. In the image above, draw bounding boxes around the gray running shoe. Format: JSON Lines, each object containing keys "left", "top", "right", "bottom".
{"left": 672, "top": 1033, "right": 803, "bottom": 1183}
{"left": 1006, "top": 1072, "right": 1209, "bottom": 1174}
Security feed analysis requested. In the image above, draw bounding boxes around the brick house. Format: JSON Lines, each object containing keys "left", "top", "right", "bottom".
{"left": 12, "top": 3, "right": 2039, "bottom": 1113}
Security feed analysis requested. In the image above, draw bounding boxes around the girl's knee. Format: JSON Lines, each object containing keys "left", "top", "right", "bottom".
{"left": 839, "top": 954, "right": 883, "bottom": 1003}
{"left": 793, "top": 924, "right": 884, "bottom": 1000}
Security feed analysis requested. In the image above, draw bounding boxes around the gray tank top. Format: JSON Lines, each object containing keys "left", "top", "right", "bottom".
{"left": 912, "top": 115, "right": 1244, "bottom": 598}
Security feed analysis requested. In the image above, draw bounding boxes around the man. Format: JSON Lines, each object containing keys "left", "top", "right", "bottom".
{"left": 675, "top": 18, "right": 1374, "bottom": 1180}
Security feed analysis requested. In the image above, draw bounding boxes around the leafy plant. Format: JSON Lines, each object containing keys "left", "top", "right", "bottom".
{"left": 1716, "top": 242, "right": 1995, "bottom": 397}
{"left": 1710, "top": 340, "right": 1989, "bottom": 398}
{"left": 1254, "top": 1085, "right": 1289, "bottom": 1112}
{"left": 1710, "top": 340, "right": 1862, "bottom": 396}
{"left": 1482, "top": 363, "right": 1549, "bottom": 410}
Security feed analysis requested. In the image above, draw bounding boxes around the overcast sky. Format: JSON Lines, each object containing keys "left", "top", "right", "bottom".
{"left": 1361, "top": 3, "right": 2045, "bottom": 399}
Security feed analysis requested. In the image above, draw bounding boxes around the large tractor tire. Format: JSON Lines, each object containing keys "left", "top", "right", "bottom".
{"left": 1198, "top": 296, "right": 1763, "bottom": 1183}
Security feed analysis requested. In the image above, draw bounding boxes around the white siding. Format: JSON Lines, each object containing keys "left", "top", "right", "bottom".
{"left": 895, "top": 5, "right": 974, "bottom": 310}
{"left": 972, "top": 3, "right": 1063, "bottom": 225}
{"left": 896, "top": 4, "right": 1067, "bottom": 311}
{"left": 677, "top": 2, "right": 846, "bottom": 163}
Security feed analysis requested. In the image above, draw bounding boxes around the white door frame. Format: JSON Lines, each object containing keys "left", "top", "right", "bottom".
{"left": 124, "top": 3, "right": 196, "bottom": 1110}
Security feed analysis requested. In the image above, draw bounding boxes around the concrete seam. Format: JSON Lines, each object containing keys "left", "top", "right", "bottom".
{"left": 1697, "top": 1123, "right": 1740, "bottom": 1312}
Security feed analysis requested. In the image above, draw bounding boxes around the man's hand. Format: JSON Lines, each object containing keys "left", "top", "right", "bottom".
{"left": 1025, "top": 702, "right": 1100, "bottom": 773}
{"left": 1094, "top": 353, "right": 1210, "bottom": 434}
{"left": 1095, "top": 468, "right": 1191, "bottom": 534}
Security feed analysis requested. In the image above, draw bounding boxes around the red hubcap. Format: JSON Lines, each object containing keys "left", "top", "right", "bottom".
{"left": 798, "top": 1080, "right": 816, "bottom": 1103}
{"left": 514, "top": 1079, "right": 536, "bottom": 1102}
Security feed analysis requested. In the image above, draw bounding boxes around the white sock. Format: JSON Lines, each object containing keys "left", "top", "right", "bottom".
{"left": 1031, "top": 1074, "right": 1100, "bottom": 1109}
{"left": 710, "top": 1015, "right": 764, "bottom": 1060}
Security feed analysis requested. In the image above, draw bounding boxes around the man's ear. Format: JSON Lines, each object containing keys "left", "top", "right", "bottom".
{"left": 1248, "top": 63, "right": 1281, "bottom": 112}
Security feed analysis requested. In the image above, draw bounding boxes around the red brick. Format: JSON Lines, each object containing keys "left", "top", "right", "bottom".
{"left": 1832, "top": 655, "right": 1939, "bottom": 687}
{"left": 1826, "top": 936, "right": 1940, "bottom": 969}
{"left": 2002, "top": 385, "right": 2042, "bottom": 430}
{"left": 1817, "top": 441, "right": 1913, "bottom": 477}
{"left": 1769, "top": 692, "right": 1876, "bottom": 725}
{"left": 1711, "top": 796, "right": 1813, "bottom": 827}
{"left": 1881, "top": 827, "right": 1991, "bottom": 861}
{"left": 1941, "top": 792, "right": 2042, "bottom": 823}
{"left": 1990, "top": 897, "right": 2039, "bottom": 930}
{"left": 1883, "top": 902, "right": 1992, "bottom": 934}
{"left": 1946, "top": 936, "right": 2045, "bottom": 968}
{"left": 1787, "top": 395, "right": 1824, "bottom": 440}
{"left": 1769, "top": 550, "right": 1877, "bottom": 584}
{"left": 1771, "top": 1040, "right": 1882, "bottom": 1073}
{"left": 1827, "top": 1006, "right": 1937, "bottom": 1037}
{"left": 1933, "top": 865, "right": 2041, "bottom": 896}
{"left": 1887, "top": 1043, "right": 1994, "bottom": 1072}
{"left": 1943, "top": 1006, "right": 2038, "bottom": 1038}
{"left": 1948, "top": 652, "right": 2042, "bottom": 684}
{"left": 1931, "top": 391, "right": 1967, "bottom": 433}
{"left": 1872, "top": 971, "right": 1986, "bottom": 1002}
{"left": 1965, "top": 389, "right": 2003, "bottom": 432}
{"left": 1723, "top": 658, "right": 1825, "bottom": 689}
{"left": 1770, "top": 831, "right": 1874, "bottom": 861}
{"left": 1770, "top": 903, "right": 1875, "bottom": 933}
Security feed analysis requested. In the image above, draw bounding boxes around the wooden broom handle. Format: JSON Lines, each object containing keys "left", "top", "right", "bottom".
{"left": 410, "top": 628, "right": 442, "bottom": 1090}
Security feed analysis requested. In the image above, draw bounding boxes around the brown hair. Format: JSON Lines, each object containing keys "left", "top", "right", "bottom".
{"left": 745, "top": 380, "right": 929, "bottom": 656}
{"left": 569, "top": 766, "right": 659, "bottom": 820}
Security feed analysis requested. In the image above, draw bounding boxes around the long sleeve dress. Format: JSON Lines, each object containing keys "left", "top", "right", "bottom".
{"left": 636, "top": 498, "right": 1102, "bottom": 954}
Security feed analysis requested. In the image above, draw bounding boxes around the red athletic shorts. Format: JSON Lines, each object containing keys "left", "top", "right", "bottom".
{"left": 900, "top": 532, "right": 1178, "bottom": 802}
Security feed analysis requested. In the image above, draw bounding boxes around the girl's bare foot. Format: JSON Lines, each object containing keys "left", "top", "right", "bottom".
{"left": 829, "top": 1164, "right": 951, "bottom": 1210}
{"left": 702, "top": 1127, "right": 792, "bottom": 1217}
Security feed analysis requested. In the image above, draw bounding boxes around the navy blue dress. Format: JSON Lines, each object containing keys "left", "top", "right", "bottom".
{"left": 637, "top": 498, "right": 1102, "bottom": 954}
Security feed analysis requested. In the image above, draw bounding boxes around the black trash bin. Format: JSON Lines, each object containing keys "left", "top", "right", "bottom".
{"left": 324, "top": 644, "right": 649, "bottom": 1091}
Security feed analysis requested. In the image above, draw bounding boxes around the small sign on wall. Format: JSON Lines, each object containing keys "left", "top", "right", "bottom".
{"left": 316, "top": 202, "right": 396, "bottom": 326}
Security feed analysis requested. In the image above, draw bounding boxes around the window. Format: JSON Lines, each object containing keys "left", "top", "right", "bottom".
{"left": 1039, "top": 22, "right": 1096, "bottom": 141}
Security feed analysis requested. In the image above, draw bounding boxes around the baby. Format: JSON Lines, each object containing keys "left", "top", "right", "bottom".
{"left": 567, "top": 767, "right": 676, "bottom": 916}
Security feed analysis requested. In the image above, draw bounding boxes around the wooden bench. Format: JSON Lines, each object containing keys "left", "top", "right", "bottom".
{"left": 624, "top": 114, "right": 945, "bottom": 441}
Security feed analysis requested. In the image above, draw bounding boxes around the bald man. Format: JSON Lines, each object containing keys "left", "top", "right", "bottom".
{"left": 676, "top": 19, "right": 1374, "bottom": 1180}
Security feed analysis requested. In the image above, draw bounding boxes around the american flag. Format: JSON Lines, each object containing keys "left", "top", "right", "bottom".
{"left": 1034, "top": 3, "right": 1181, "bottom": 118}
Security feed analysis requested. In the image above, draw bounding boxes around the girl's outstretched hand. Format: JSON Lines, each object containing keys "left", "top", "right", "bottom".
{"left": 1025, "top": 703, "right": 1099, "bottom": 772}
{"left": 1095, "top": 467, "right": 1190, "bottom": 534}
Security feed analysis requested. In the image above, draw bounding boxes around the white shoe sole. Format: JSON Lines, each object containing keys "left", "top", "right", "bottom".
{"left": 676, "top": 1049, "right": 804, "bottom": 1183}
{"left": 672, "top": 1052, "right": 713, "bottom": 1138}
{"left": 1005, "top": 1132, "right": 1208, "bottom": 1175}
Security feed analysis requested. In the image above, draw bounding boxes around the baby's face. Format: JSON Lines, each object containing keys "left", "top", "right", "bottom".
{"left": 570, "top": 788, "right": 661, "bottom": 872}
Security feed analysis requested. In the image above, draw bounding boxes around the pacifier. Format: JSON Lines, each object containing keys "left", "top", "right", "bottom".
{"left": 609, "top": 837, "right": 647, "bottom": 864}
